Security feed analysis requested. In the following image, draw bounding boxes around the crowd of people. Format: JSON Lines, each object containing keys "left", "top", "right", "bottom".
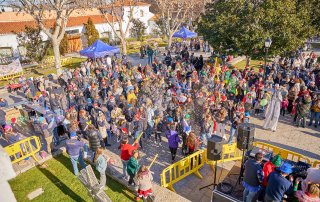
{"left": 243, "top": 152, "right": 320, "bottom": 202}
{"left": 0, "top": 40, "right": 319, "bottom": 201}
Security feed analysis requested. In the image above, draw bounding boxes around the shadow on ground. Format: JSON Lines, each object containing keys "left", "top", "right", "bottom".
{"left": 37, "top": 166, "right": 86, "bottom": 201}
{"left": 254, "top": 138, "right": 320, "bottom": 160}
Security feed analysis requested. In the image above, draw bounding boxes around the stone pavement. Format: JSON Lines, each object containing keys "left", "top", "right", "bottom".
{"left": 173, "top": 161, "right": 237, "bottom": 202}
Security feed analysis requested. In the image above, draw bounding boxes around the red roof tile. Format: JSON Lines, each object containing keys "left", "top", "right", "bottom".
{"left": 0, "top": 14, "right": 115, "bottom": 34}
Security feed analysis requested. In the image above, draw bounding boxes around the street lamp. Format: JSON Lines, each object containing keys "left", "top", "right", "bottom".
{"left": 264, "top": 38, "right": 272, "bottom": 79}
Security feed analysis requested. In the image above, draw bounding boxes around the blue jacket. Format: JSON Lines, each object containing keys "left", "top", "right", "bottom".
{"left": 66, "top": 139, "right": 85, "bottom": 157}
{"left": 265, "top": 171, "right": 293, "bottom": 201}
{"left": 166, "top": 130, "right": 180, "bottom": 148}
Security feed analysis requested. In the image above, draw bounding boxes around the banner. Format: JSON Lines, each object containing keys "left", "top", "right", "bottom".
{"left": 0, "top": 58, "right": 23, "bottom": 77}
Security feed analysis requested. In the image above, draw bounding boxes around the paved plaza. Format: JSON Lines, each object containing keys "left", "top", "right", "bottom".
{"left": 2, "top": 52, "right": 320, "bottom": 201}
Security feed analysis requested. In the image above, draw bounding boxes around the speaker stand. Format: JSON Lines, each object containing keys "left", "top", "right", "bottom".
{"left": 199, "top": 160, "right": 218, "bottom": 191}
{"left": 227, "top": 148, "right": 246, "bottom": 196}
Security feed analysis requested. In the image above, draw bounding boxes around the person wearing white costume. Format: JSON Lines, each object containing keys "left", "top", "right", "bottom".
{"left": 263, "top": 84, "right": 283, "bottom": 132}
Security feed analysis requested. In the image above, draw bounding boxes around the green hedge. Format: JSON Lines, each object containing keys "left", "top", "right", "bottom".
{"left": 100, "top": 37, "right": 110, "bottom": 44}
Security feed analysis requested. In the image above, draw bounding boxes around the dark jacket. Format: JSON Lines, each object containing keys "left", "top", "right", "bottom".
{"left": 243, "top": 159, "right": 263, "bottom": 187}
{"left": 50, "top": 99, "right": 60, "bottom": 111}
{"left": 265, "top": 171, "right": 293, "bottom": 201}
{"left": 87, "top": 129, "right": 101, "bottom": 152}
{"left": 66, "top": 138, "right": 85, "bottom": 157}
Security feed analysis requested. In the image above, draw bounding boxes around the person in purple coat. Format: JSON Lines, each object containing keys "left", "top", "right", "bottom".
{"left": 165, "top": 120, "right": 181, "bottom": 163}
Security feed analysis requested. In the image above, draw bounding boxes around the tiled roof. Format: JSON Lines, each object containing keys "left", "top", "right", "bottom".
{"left": 101, "top": 0, "right": 150, "bottom": 8}
{"left": 0, "top": 9, "right": 102, "bottom": 22}
{"left": 149, "top": 14, "right": 160, "bottom": 21}
{"left": 0, "top": 14, "right": 115, "bottom": 34}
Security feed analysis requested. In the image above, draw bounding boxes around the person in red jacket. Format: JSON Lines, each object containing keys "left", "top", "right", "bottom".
{"left": 258, "top": 154, "right": 282, "bottom": 201}
{"left": 118, "top": 136, "right": 139, "bottom": 180}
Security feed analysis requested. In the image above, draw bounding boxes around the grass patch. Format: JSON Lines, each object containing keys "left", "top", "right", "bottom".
{"left": 62, "top": 57, "right": 86, "bottom": 69}
{"left": 233, "top": 59, "right": 265, "bottom": 70}
{"left": 0, "top": 57, "right": 86, "bottom": 87}
{"left": 9, "top": 154, "right": 134, "bottom": 202}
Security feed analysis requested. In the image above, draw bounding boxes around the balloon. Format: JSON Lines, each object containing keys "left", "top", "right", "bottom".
{"left": 260, "top": 99, "right": 268, "bottom": 106}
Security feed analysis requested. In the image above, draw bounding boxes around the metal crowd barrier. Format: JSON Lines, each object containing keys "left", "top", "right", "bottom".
{"left": 206, "top": 142, "right": 243, "bottom": 170}
{"left": 160, "top": 149, "right": 206, "bottom": 192}
{"left": 160, "top": 141, "right": 319, "bottom": 192}
{"left": 4, "top": 136, "right": 41, "bottom": 164}
{"left": 0, "top": 71, "right": 23, "bottom": 81}
{"left": 253, "top": 142, "right": 312, "bottom": 164}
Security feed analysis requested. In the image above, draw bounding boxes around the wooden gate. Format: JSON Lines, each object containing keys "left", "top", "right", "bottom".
{"left": 67, "top": 34, "right": 82, "bottom": 53}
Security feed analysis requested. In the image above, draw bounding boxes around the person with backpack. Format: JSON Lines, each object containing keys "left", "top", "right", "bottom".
{"left": 135, "top": 165, "right": 154, "bottom": 201}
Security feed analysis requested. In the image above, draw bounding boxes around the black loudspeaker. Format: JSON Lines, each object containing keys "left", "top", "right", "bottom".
{"left": 237, "top": 123, "right": 255, "bottom": 150}
{"left": 207, "top": 135, "right": 224, "bottom": 161}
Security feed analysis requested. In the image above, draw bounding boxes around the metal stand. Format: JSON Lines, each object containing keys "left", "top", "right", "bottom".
{"left": 199, "top": 160, "right": 218, "bottom": 191}
{"left": 235, "top": 149, "right": 246, "bottom": 185}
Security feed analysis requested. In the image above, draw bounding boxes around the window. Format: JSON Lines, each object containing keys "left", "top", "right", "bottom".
{"left": 101, "top": 31, "right": 112, "bottom": 38}
{"left": 66, "top": 29, "right": 79, "bottom": 35}
{"left": 0, "top": 47, "right": 13, "bottom": 58}
{"left": 140, "top": 10, "right": 144, "bottom": 17}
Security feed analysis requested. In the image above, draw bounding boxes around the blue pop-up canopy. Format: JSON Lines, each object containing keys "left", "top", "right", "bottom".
{"left": 80, "top": 39, "right": 120, "bottom": 58}
{"left": 173, "top": 27, "right": 197, "bottom": 39}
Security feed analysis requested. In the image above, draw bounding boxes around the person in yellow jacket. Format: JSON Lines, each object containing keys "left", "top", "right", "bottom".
{"left": 127, "top": 89, "right": 137, "bottom": 104}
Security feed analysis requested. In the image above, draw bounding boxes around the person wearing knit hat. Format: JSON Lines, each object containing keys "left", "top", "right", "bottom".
{"left": 258, "top": 154, "right": 282, "bottom": 201}
{"left": 265, "top": 163, "right": 293, "bottom": 202}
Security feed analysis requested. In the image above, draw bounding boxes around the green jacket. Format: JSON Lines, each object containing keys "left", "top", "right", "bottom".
{"left": 127, "top": 157, "right": 140, "bottom": 176}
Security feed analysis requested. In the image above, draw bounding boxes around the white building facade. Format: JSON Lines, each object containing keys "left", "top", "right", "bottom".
{"left": 0, "top": 3, "right": 154, "bottom": 57}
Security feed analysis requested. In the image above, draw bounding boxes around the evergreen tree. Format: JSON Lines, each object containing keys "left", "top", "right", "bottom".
{"left": 130, "top": 19, "right": 146, "bottom": 41}
{"left": 59, "top": 33, "right": 69, "bottom": 56}
{"left": 197, "top": 0, "right": 315, "bottom": 58}
{"left": 84, "top": 17, "right": 99, "bottom": 46}
{"left": 16, "top": 26, "right": 48, "bottom": 62}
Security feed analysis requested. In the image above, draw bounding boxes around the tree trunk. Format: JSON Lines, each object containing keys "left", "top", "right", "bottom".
{"left": 121, "top": 39, "right": 127, "bottom": 55}
{"left": 52, "top": 39, "right": 62, "bottom": 76}
{"left": 168, "top": 34, "right": 173, "bottom": 49}
{"left": 246, "top": 56, "right": 251, "bottom": 66}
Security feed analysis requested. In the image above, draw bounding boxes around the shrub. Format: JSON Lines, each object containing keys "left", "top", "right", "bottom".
{"left": 100, "top": 37, "right": 110, "bottom": 44}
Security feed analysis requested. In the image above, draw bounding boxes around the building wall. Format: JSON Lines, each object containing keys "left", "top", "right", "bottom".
{"left": 0, "top": 5, "right": 154, "bottom": 55}
{"left": 0, "top": 34, "right": 20, "bottom": 57}
{"left": 122, "top": 5, "right": 154, "bottom": 37}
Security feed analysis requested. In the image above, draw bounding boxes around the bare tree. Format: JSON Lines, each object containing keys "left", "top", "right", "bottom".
{"left": 9, "top": 0, "right": 84, "bottom": 75}
{"left": 95, "top": 0, "right": 138, "bottom": 55}
{"left": 154, "top": 0, "right": 197, "bottom": 47}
